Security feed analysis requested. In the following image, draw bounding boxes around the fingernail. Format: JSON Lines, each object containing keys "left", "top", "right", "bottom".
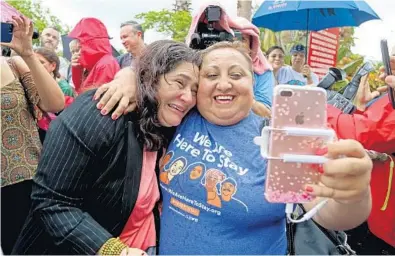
{"left": 101, "top": 109, "right": 107, "bottom": 115}
{"left": 309, "top": 163, "right": 319, "bottom": 169}
{"left": 305, "top": 186, "right": 314, "bottom": 193}
{"left": 97, "top": 103, "right": 103, "bottom": 109}
{"left": 315, "top": 147, "right": 328, "bottom": 156}
{"left": 112, "top": 115, "right": 118, "bottom": 120}
{"left": 310, "top": 164, "right": 324, "bottom": 174}
{"left": 92, "top": 95, "right": 98, "bottom": 101}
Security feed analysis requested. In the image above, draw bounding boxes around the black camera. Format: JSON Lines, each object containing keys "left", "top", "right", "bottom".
{"left": 189, "top": 5, "right": 243, "bottom": 50}
{"left": 317, "top": 62, "right": 375, "bottom": 114}
{"left": 32, "top": 28, "right": 40, "bottom": 40}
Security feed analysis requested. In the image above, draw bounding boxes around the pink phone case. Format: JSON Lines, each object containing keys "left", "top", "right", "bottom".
{"left": 265, "top": 85, "right": 330, "bottom": 203}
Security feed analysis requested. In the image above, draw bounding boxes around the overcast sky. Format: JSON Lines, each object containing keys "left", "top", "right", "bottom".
{"left": 40, "top": 0, "right": 394, "bottom": 61}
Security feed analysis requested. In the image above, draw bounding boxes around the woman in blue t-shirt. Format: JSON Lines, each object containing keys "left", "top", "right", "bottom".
{"left": 94, "top": 42, "right": 373, "bottom": 255}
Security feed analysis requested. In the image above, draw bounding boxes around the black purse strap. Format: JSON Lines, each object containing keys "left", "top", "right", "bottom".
{"left": 295, "top": 204, "right": 356, "bottom": 255}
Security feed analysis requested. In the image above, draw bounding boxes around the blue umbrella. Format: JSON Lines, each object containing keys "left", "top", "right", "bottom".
{"left": 252, "top": 0, "right": 380, "bottom": 32}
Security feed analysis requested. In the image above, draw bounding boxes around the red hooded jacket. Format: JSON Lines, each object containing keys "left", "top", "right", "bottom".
{"left": 327, "top": 95, "right": 395, "bottom": 246}
{"left": 69, "top": 18, "right": 120, "bottom": 94}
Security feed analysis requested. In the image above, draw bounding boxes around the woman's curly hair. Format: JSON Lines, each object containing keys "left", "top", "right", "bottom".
{"left": 135, "top": 40, "right": 201, "bottom": 151}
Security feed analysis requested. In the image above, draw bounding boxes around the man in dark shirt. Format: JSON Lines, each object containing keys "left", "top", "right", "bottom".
{"left": 117, "top": 21, "right": 145, "bottom": 68}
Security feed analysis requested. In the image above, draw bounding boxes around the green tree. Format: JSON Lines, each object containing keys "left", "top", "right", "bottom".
{"left": 6, "top": 0, "right": 70, "bottom": 45}
{"left": 135, "top": 9, "right": 192, "bottom": 42}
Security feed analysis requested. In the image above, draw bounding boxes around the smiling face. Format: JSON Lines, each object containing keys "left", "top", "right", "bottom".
{"left": 169, "top": 159, "right": 185, "bottom": 176}
{"left": 120, "top": 25, "right": 142, "bottom": 54}
{"left": 268, "top": 48, "right": 285, "bottom": 71}
{"left": 291, "top": 52, "right": 306, "bottom": 71}
{"left": 156, "top": 61, "right": 199, "bottom": 127}
{"left": 197, "top": 47, "right": 254, "bottom": 126}
{"left": 221, "top": 181, "right": 236, "bottom": 197}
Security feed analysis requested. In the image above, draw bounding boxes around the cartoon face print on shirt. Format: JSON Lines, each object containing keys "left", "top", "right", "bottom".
{"left": 201, "top": 168, "right": 226, "bottom": 208}
{"left": 159, "top": 154, "right": 187, "bottom": 185}
{"left": 219, "top": 177, "right": 237, "bottom": 202}
{"left": 159, "top": 150, "right": 173, "bottom": 171}
{"left": 190, "top": 165, "right": 204, "bottom": 180}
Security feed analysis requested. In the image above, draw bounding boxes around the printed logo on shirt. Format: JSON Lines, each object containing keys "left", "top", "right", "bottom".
{"left": 159, "top": 131, "right": 251, "bottom": 223}
{"left": 287, "top": 79, "right": 305, "bottom": 86}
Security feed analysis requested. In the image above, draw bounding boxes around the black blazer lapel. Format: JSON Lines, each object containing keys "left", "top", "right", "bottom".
{"left": 120, "top": 120, "right": 143, "bottom": 224}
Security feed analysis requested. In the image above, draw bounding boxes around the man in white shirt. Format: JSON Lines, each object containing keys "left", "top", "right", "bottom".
{"left": 117, "top": 21, "right": 145, "bottom": 69}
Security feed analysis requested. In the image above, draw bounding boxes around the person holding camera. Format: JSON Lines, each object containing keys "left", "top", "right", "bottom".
{"left": 326, "top": 55, "right": 395, "bottom": 255}
{"left": 0, "top": 15, "right": 65, "bottom": 254}
{"left": 183, "top": 2, "right": 273, "bottom": 118}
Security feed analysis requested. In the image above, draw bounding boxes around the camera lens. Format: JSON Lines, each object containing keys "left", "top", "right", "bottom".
{"left": 32, "top": 28, "right": 39, "bottom": 39}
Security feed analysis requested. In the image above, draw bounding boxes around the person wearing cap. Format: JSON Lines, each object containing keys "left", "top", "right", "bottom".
{"left": 117, "top": 21, "right": 145, "bottom": 69}
{"left": 277, "top": 44, "right": 319, "bottom": 86}
{"left": 69, "top": 18, "right": 120, "bottom": 95}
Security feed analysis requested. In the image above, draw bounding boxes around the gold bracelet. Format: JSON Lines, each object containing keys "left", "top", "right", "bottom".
{"left": 98, "top": 237, "right": 127, "bottom": 255}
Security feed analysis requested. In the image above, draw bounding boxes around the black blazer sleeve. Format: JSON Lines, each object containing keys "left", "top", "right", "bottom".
{"left": 31, "top": 90, "right": 124, "bottom": 254}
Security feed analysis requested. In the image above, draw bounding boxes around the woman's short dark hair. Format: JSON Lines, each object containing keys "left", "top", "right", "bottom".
{"left": 135, "top": 40, "right": 201, "bottom": 151}
{"left": 34, "top": 47, "right": 60, "bottom": 79}
{"left": 266, "top": 46, "right": 285, "bottom": 56}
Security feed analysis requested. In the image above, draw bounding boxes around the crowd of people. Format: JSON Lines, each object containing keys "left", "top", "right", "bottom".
{"left": 1, "top": 2, "right": 394, "bottom": 255}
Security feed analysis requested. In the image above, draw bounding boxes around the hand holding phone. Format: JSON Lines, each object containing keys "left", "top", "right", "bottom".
{"left": 380, "top": 39, "right": 395, "bottom": 108}
{"left": 1, "top": 22, "right": 13, "bottom": 43}
{"left": 0, "top": 16, "right": 34, "bottom": 58}
{"left": 264, "top": 85, "right": 333, "bottom": 203}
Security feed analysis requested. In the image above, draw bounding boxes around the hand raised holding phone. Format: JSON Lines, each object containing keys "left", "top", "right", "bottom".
{"left": 380, "top": 39, "right": 395, "bottom": 108}
{"left": 0, "top": 16, "right": 34, "bottom": 58}
{"left": 382, "top": 56, "right": 395, "bottom": 89}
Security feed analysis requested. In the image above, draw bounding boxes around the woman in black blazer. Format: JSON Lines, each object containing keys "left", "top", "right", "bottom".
{"left": 12, "top": 40, "right": 201, "bottom": 255}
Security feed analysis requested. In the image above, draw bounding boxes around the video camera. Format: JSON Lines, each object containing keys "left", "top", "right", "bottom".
{"left": 317, "top": 62, "right": 375, "bottom": 114}
{"left": 189, "top": 5, "right": 243, "bottom": 50}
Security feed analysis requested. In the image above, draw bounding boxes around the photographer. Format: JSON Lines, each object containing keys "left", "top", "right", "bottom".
{"left": 327, "top": 56, "right": 395, "bottom": 255}
{"left": 186, "top": 3, "right": 274, "bottom": 118}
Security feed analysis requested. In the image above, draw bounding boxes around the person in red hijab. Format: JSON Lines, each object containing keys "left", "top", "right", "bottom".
{"left": 69, "top": 18, "right": 120, "bottom": 95}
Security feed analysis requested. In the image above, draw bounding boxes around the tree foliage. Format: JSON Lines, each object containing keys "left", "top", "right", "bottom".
{"left": 6, "top": 0, "right": 70, "bottom": 39}
{"left": 135, "top": 9, "right": 192, "bottom": 42}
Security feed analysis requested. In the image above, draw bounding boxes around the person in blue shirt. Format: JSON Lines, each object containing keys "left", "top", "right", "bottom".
{"left": 94, "top": 41, "right": 373, "bottom": 255}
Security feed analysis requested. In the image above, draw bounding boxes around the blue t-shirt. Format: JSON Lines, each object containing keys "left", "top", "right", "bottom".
{"left": 254, "top": 70, "right": 274, "bottom": 108}
{"left": 159, "top": 110, "right": 286, "bottom": 255}
{"left": 277, "top": 66, "right": 319, "bottom": 86}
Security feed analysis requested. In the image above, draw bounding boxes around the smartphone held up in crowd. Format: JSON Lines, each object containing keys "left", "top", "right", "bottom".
{"left": 255, "top": 85, "right": 335, "bottom": 204}
{"left": 381, "top": 39, "right": 395, "bottom": 108}
{"left": 1, "top": 22, "right": 13, "bottom": 43}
